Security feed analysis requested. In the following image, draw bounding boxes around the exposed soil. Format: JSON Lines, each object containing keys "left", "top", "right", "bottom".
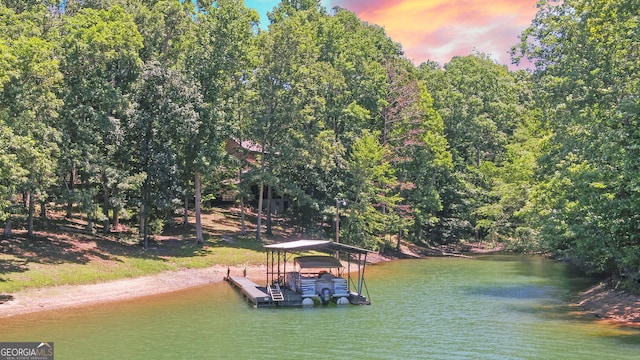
{"left": 574, "top": 282, "right": 640, "bottom": 327}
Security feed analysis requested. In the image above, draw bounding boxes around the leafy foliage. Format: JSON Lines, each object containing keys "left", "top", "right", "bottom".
{"left": 515, "top": 0, "right": 640, "bottom": 282}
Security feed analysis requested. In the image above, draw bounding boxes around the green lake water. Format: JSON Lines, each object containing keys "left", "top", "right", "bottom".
{"left": 1, "top": 255, "right": 639, "bottom": 359}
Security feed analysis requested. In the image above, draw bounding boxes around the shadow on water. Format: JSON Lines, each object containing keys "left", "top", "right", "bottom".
{"left": 613, "top": 333, "right": 640, "bottom": 346}
{"left": 464, "top": 283, "right": 555, "bottom": 300}
{"left": 475, "top": 254, "right": 597, "bottom": 293}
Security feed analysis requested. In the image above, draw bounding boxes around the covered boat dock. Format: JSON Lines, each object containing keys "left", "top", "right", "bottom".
{"left": 228, "top": 239, "right": 373, "bottom": 307}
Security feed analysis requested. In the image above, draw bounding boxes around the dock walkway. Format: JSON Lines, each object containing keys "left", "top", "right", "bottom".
{"left": 227, "top": 276, "right": 273, "bottom": 307}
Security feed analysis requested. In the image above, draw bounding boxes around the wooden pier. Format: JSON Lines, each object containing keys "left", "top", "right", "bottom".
{"left": 227, "top": 276, "right": 304, "bottom": 307}
{"left": 227, "top": 276, "right": 274, "bottom": 307}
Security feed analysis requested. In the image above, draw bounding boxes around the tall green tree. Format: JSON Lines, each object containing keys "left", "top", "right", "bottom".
{"left": 137, "top": 0, "right": 194, "bottom": 64}
{"left": 58, "top": 5, "right": 142, "bottom": 232}
{"left": 0, "top": 4, "right": 62, "bottom": 236}
{"left": 372, "top": 57, "right": 454, "bottom": 245}
{"left": 249, "top": 5, "right": 324, "bottom": 240}
{"left": 421, "top": 54, "right": 526, "bottom": 243}
{"left": 185, "top": 0, "right": 258, "bottom": 243}
{"left": 398, "top": 83, "right": 453, "bottom": 244}
{"left": 342, "top": 131, "right": 399, "bottom": 249}
{"left": 514, "top": 0, "right": 640, "bottom": 282}
{"left": 263, "top": 5, "right": 354, "bottom": 235}
{"left": 128, "top": 61, "right": 202, "bottom": 247}
{"left": 328, "top": 8, "right": 402, "bottom": 143}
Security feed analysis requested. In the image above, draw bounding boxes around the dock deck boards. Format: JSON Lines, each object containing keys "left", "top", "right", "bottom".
{"left": 227, "top": 276, "right": 273, "bottom": 307}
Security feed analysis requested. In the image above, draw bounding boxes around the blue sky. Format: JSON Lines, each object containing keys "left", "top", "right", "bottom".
{"left": 245, "top": 0, "right": 329, "bottom": 27}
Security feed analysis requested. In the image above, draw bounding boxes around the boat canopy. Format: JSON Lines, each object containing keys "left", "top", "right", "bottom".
{"left": 294, "top": 255, "right": 343, "bottom": 269}
{"left": 263, "top": 239, "right": 372, "bottom": 254}
{"left": 263, "top": 239, "right": 372, "bottom": 305}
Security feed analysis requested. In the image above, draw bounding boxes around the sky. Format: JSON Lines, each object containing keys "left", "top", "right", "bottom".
{"left": 245, "top": 0, "right": 540, "bottom": 68}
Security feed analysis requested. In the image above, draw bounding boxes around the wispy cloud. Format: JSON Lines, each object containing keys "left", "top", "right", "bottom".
{"left": 327, "top": 0, "right": 539, "bottom": 67}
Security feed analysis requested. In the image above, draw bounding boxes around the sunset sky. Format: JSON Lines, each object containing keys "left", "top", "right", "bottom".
{"left": 245, "top": 0, "right": 540, "bottom": 68}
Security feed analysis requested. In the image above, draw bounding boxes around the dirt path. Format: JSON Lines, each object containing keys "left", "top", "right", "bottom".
{"left": 0, "top": 265, "right": 265, "bottom": 319}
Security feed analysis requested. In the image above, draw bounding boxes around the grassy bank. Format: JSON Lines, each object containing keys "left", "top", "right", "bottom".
{"left": 0, "top": 207, "right": 266, "bottom": 294}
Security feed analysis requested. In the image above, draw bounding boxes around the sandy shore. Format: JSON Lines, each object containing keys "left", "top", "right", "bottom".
{"left": 0, "top": 265, "right": 265, "bottom": 319}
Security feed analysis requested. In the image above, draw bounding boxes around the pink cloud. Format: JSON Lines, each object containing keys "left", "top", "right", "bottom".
{"left": 326, "top": 0, "right": 539, "bottom": 68}
{"left": 325, "top": 0, "right": 397, "bottom": 16}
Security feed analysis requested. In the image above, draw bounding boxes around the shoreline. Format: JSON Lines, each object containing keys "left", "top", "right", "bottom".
{"left": 574, "top": 282, "right": 640, "bottom": 327}
{"left": 2, "top": 255, "right": 639, "bottom": 328}
{"left": 0, "top": 264, "right": 266, "bottom": 319}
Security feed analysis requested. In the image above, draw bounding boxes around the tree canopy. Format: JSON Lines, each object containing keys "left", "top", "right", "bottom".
{"left": 513, "top": 0, "right": 640, "bottom": 285}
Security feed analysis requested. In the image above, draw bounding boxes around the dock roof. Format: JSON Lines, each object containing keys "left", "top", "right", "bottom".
{"left": 264, "top": 239, "right": 372, "bottom": 254}
{"left": 294, "top": 255, "right": 343, "bottom": 268}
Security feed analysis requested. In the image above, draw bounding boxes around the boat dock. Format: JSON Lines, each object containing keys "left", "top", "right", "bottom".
{"left": 227, "top": 275, "right": 304, "bottom": 307}
{"left": 227, "top": 239, "right": 372, "bottom": 307}
{"left": 227, "top": 276, "right": 274, "bottom": 307}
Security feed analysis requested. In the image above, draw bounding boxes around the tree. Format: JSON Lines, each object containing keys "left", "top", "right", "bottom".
{"left": 0, "top": 4, "right": 63, "bottom": 236}
{"left": 328, "top": 8, "right": 402, "bottom": 143}
{"left": 136, "top": 0, "right": 194, "bottom": 64}
{"left": 185, "top": 0, "right": 258, "bottom": 243}
{"left": 514, "top": 0, "right": 640, "bottom": 283}
{"left": 341, "top": 131, "right": 399, "bottom": 249}
{"left": 399, "top": 84, "right": 453, "bottom": 244}
{"left": 420, "top": 54, "right": 526, "bottom": 243}
{"left": 249, "top": 6, "right": 324, "bottom": 240}
{"left": 58, "top": 5, "right": 142, "bottom": 232}
{"left": 128, "top": 61, "right": 202, "bottom": 248}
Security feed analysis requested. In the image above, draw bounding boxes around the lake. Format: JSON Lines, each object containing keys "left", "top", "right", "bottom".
{"left": 1, "top": 255, "right": 639, "bottom": 359}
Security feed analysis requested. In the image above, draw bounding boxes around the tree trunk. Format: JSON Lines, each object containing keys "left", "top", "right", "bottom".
{"left": 3, "top": 220, "right": 12, "bottom": 239}
{"left": 66, "top": 164, "right": 76, "bottom": 218}
{"left": 266, "top": 185, "right": 272, "bottom": 235}
{"left": 23, "top": 190, "right": 29, "bottom": 209}
{"left": 195, "top": 170, "right": 203, "bottom": 244}
{"left": 139, "top": 203, "right": 146, "bottom": 247}
{"left": 256, "top": 182, "right": 264, "bottom": 242}
{"left": 102, "top": 191, "right": 110, "bottom": 234}
{"left": 27, "top": 190, "right": 34, "bottom": 238}
{"left": 40, "top": 200, "right": 47, "bottom": 228}
{"left": 240, "top": 195, "right": 246, "bottom": 236}
{"left": 143, "top": 215, "right": 148, "bottom": 249}
{"left": 87, "top": 215, "right": 95, "bottom": 234}
{"left": 113, "top": 207, "right": 120, "bottom": 231}
{"left": 183, "top": 192, "right": 189, "bottom": 228}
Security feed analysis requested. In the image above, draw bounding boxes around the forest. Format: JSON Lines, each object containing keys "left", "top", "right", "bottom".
{"left": 0, "top": 0, "right": 638, "bottom": 289}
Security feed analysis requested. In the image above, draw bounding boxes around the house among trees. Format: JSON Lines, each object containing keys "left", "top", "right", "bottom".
{"left": 224, "top": 138, "right": 289, "bottom": 214}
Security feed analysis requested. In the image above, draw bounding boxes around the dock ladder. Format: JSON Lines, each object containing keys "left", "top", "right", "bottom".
{"left": 267, "top": 284, "right": 285, "bottom": 302}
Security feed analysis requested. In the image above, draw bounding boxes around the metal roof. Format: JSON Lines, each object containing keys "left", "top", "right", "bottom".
{"left": 264, "top": 239, "right": 372, "bottom": 254}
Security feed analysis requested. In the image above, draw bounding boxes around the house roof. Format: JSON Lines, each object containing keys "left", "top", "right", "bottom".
{"left": 226, "top": 138, "right": 263, "bottom": 153}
